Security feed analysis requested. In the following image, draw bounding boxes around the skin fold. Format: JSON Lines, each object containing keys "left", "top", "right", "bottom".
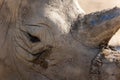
{"left": 0, "top": 0, "right": 120, "bottom": 80}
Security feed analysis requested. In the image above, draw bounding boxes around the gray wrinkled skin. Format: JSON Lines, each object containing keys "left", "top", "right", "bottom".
{"left": 0, "top": 0, "right": 120, "bottom": 80}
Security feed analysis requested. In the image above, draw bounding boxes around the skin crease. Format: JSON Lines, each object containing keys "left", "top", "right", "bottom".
{"left": 0, "top": 0, "right": 120, "bottom": 80}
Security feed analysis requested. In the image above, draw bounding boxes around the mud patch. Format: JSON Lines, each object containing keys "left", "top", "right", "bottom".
{"left": 32, "top": 45, "right": 53, "bottom": 69}
{"left": 89, "top": 46, "right": 120, "bottom": 80}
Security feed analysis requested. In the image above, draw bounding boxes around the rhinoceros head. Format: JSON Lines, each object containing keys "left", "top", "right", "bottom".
{"left": 0, "top": 0, "right": 120, "bottom": 80}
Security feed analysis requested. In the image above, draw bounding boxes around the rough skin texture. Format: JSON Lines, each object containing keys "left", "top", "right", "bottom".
{"left": 0, "top": 0, "right": 120, "bottom": 80}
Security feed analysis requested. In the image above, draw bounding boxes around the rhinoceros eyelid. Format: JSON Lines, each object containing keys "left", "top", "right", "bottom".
{"left": 25, "top": 24, "right": 42, "bottom": 27}
{"left": 25, "top": 23, "right": 50, "bottom": 28}
{"left": 38, "top": 23, "right": 50, "bottom": 28}
{"left": 19, "top": 29, "right": 41, "bottom": 43}
{"left": 27, "top": 32, "right": 41, "bottom": 43}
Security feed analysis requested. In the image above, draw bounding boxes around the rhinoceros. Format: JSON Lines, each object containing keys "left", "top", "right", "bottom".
{"left": 0, "top": 0, "right": 120, "bottom": 80}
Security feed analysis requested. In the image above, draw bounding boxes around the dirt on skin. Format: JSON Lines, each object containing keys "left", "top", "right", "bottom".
{"left": 79, "top": 0, "right": 120, "bottom": 50}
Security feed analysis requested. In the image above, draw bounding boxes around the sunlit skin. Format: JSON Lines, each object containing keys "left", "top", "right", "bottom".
{"left": 0, "top": 0, "right": 120, "bottom": 80}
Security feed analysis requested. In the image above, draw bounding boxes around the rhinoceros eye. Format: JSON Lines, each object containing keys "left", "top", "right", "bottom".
{"left": 22, "top": 24, "right": 42, "bottom": 43}
{"left": 27, "top": 32, "right": 41, "bottom": 43}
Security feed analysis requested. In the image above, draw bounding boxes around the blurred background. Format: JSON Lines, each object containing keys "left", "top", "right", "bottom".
{"left": 79, "top": 0, "right": 120, "bottom": 13}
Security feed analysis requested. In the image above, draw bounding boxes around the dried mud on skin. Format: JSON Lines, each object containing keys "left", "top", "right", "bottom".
{"left": 71, "top": 7, "right": 120, "bottom": 48}
{"left": 75, "top": 7, "right": 120, "bottom": 80}
{"left": 89, "top": 45, "right": 120, "bottom": 80}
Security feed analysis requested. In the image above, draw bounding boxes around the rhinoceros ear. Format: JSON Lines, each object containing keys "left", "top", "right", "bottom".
{"left": 71, "top": 7, "right": 120, "bottom": 47}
